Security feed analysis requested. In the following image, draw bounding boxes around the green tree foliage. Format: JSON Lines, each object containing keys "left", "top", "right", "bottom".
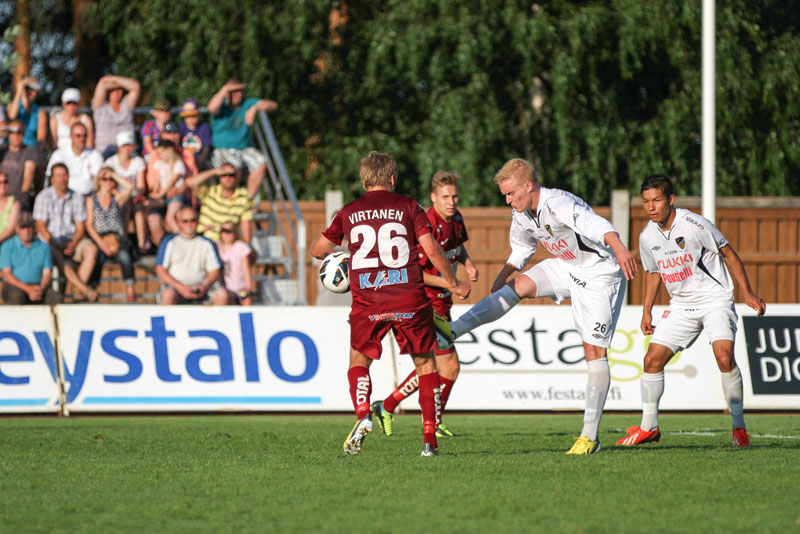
{"left": 79, "top": 0, "right": 800, "bottom": 204}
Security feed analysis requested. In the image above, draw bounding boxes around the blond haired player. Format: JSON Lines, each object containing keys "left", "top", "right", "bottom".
{"left": 616, "top": 174, "right": 765, "bottom": 447}
{"left": 440, "top": 158, "right": 637, "bottom": 454}
{"left": 372, "top": 170, "right": 478, "bottom": 439}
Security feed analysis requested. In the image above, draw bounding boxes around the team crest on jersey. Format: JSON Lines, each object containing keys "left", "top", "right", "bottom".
{"left": 359, "top": 268, "right": 408, "bottom": 289}
{"left": 545, "top": 224, "right": 554, "bottom": 237}
{"left": 675, "top": 237, "right": 685, "bottom": 249}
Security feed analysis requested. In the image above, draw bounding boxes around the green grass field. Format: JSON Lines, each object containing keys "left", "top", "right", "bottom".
{"left": 1, "top": 413, "right": 798, "bottom": 533}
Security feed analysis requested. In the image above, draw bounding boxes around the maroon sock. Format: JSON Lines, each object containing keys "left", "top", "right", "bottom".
{"left": 383, "top": 370, "right": 419, "bottom": 413}
{"left": 438, "top": 375, "right": 456, "bottom": 411}
{"left": 347, "top": 366, "right": 371, "bottom": 419}
{"left": 418, "top": 372, "right": 441, "bottom": 446}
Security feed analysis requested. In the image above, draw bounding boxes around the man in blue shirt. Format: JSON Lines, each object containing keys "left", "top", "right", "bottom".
{"left": 207, "top": 77, "right": 278, "bottom": 199}
{"left": 0, "top": 212, "right": 62, "bottom": 304}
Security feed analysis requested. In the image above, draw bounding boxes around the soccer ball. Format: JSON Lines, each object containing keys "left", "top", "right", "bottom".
{"left": 319, "top": 251, "right": 350, "bottom": 293}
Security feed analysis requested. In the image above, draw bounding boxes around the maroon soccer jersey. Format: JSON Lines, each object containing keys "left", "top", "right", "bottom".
{"left": 322, "top": 190, "right": 432, "bottom": 311}
{"left": 418, "top": 207, "right": 469, "bottom": 314}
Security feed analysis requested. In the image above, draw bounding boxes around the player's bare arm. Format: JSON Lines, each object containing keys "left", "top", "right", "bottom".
{"left": 603, "top": 231, "right": 637, "bottom": 280}
{"left": 422, "top": 271, "right": 453, "bottom": 290}
{"left": 640, "top": 270, "right": 663, "bottom": 335}
{"left": 459, "top": 247, "right": 479, "bottom": 282}
{"left": 718, "top": 244, "right": 766, "bottom": 316}
{"left": 490, "top": 263, "right": 519, "bottom": 293}
{"left": 310, "top": 235, "right": 336, "bottom": 260}
{"left": 419, "top": 233, "right": 470, "bottom": 299}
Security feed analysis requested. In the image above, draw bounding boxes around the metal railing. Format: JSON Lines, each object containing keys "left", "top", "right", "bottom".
{"left": 251, "top": 110, "right": 306, "bottom": 305}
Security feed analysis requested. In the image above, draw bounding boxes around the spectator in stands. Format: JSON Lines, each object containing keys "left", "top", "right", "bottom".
{"left": 0, "top": 103, "right": 7, "bottom": 148}
{"left": 46, "top": 123, "right": 103, "bottom": 196}
{"left": 0, "top": 171, "right": 21, "bottom": 245}
{"left": 186, "top": 163, "right": 254, "bottom": 243}
{"left": 154, "top": 205, "right": 230, "bottom": 305}
{"left": 0, "top": 212, "right": 62, "bottom": 305}
{"left": 91, "top": 75, "right": 141, "bottom": 158}
{"left": 146, "top": 139, "right": 186, "bottom": 234}
{"left": 33, "top": 163, "right": 98, "bottom": 302}
{"left": 140, "top": 99, "right": 171, "bottom": 157}
{"left": 147, "top": 120, "right": 197, "bottom": 179}
{"left": 207, "top": 77, "right": 278, "bottom": 198}
{"left": 179, "top": 99, "right": 212, "bottom": 171}
{"left": 105, "top": 131, "right": 148, "bottom": 253}
{"left": 50, "top": 88, "right": 95, "bottom": 152}
{"left": 86, "top": 167, "right": 136, "bottom": 302}
{"left": 0, "top": 120, "right": 39, "bottom": 210}
{"left": 7, "top": 77, "right": 46, "bottom": 148}
{"left": 217, "top": 221, "right": 255, "bottom": 305}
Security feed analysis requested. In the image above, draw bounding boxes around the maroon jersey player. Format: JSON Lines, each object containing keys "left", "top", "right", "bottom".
{"left": 310, "top": 152, "right": 470, "bottom": 457}
{"left": 372, "top": 171, "right": 478, "bottom": 439}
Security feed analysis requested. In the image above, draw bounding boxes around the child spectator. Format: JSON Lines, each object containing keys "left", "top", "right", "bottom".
{"left": 140, "top": 99, "right": 171, "bottom": 157}
{"left": 217, "top": 221, "right": 255, "bottom": 305}
{"left": 146, "top": 139, "right": 186, "bottom": 234}
{"left": 104, "top": 131, "right": 148, "bottom": 253}
{"left": 179, "top": 99, "right": 212, "bottom": 170}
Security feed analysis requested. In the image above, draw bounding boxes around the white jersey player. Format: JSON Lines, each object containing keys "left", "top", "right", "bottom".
{"left": 442, "top": 158, "right": 637, "bottom": 455}
{"left": 617, "top": 174, "right": 766, "bottom": 448}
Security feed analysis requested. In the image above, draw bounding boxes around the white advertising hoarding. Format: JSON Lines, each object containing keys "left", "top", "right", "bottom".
{"left": 2, "top": 303, "right": 796, "bottom": 414}
{"left": 0, "top": 306, "right": 61, "bottom": 413}
{"left": 388, "top": 303, "right": 800, "bottom": 411}
{"left": 56, "top": 305, "right": 396, "bottom": 412}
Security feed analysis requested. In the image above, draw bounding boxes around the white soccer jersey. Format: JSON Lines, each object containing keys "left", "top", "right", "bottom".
{"left": 639, "top": 208, "right": 733, "bottom": 307}
{"left": 507, "top": 187, "right": 621, "bottom": 280}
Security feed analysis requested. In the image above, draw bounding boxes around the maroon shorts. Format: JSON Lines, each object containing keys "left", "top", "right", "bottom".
{"left": 350, "top": 302, "right": 436, "bottom": 360}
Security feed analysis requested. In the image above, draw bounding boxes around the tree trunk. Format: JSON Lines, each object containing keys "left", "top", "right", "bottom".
{"left": 13, "top": 0, "right": 31, "bottom": 86}
{"left": 72, "top": 0, "right": 106, "bottom": 104}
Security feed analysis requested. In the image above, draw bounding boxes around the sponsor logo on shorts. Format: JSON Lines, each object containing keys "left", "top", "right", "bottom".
{"left": 661, "top": 310, "right": 670, "bottom": 318}
{"left": 592, "top": 333, "right": 604, "bottom": 339}
{"left": 368, "top": 312, "right": 415, "bottom": 322}
{"left": 743, "top": 316, "right": 800, "bottom": 394}
{"left": 569, "top": 272, "right": 587, "bottom": 287}
{"left": 359, "top": 268, "right": 408, "bottom": 289}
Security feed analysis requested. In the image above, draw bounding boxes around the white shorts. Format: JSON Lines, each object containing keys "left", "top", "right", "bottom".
{"left": 522, "top": 258, "right": 626, "bottom": 348}
{"left": 649, "top": 303, "right": 738, "bottom": 354}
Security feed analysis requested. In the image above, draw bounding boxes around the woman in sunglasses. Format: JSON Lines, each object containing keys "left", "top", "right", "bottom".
{"left": 85, "top": 167, "right": 136, "bottom": 302}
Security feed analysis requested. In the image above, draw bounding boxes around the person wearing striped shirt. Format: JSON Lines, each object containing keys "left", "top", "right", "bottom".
{"left": 186, "top": 163, "right": 254, "bottom": 243}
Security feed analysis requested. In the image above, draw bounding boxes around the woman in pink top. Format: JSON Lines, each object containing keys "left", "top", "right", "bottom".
{"left": 217, "top": 221, "right": 255, "bottom": 305}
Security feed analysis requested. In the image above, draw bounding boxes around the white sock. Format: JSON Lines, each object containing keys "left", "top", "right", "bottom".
{"left": 451, "top": 285, "right": 520, "bottom": 339}
{"left": 640, "top": 371, "right": 664, "bottom": 431}
{"left": 581, "top": 358, "right": 610, "bottom": 441}
{"left": 721, "top": 366, "right": 745, "bottom": 429}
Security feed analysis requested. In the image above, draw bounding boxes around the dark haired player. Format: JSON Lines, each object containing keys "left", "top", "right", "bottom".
{"left": 617, "top": 174, "right": 765, "bottom": 447}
